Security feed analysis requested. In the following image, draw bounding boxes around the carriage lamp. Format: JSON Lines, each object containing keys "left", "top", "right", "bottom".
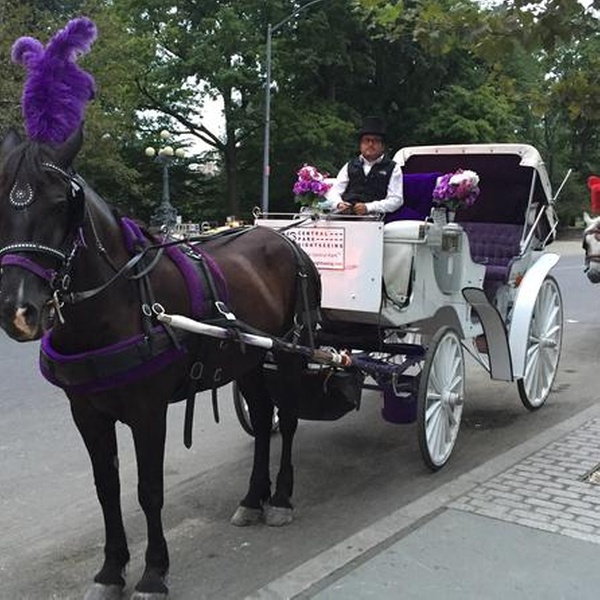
{"left": 146, "top": 131, "right": 186, "bottom": 231}
{"left": 441, "top": 223, "right": 462, "bottom": 253}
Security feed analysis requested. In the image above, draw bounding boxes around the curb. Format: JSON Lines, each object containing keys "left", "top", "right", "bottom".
{"left": 246, "top": 402, "right": 600, "bottom": 600}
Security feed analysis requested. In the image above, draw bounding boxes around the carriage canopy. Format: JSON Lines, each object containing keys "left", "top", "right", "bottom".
{"left": 393, "top": 143, "right": 557, "bottom": 245}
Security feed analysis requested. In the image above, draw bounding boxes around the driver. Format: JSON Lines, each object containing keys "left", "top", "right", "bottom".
{"left": 323, "top": 116, "right": 404, "bottom": 215}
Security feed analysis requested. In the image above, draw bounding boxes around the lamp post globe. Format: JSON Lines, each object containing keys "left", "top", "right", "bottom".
{"left": 147, "top": 131, "right": 182, "bottom": 231}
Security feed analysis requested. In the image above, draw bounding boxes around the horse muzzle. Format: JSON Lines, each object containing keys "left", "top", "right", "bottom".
{"left": 0, "top": 296, "right": 52, "bottom": 341}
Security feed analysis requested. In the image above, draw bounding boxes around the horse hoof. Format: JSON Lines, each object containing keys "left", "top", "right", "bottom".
{"left": 84, "top": 582, "right": 124, "bottom": 600}
{"left": 230, "top": 505, "right": 263, "bottom": 526}
{"left": 130, "top": 592, "right": 168, "bottom": 600}
{"left": 264, "top": 505, "right": 293, "bottom": 527}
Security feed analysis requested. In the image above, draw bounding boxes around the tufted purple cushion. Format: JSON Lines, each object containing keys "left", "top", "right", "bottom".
{"left": 460, "top": 222, "right": 523, "bottom": 282}
{"left": 385, "top": 172, "right": 442, "bottom": 223}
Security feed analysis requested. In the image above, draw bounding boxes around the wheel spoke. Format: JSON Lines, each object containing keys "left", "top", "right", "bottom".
{"left": 419, "top": 328, "right": 464, "bottom": 469}
{"left": 425, "top": 397, "right": 442, "bottom": 425}
{"left": 518, "top": 277, "right": 562, "bottom": 410}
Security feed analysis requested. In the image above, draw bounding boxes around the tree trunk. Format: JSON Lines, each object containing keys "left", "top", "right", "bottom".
{"left": 223, "top": 138, "right": 239, "bottom": 217}
{"left": 222, "top": 88, "right": 240, "bottom": 217}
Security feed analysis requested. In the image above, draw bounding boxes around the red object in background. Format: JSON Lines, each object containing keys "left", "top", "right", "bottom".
{"left": 588, "top": 176, "right": 600, "bottom": 214}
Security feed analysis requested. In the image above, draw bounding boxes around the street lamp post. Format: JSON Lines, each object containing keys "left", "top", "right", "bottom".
{"left": 146, "top": 129, "right": 186, "bottom": 230}
{"left": 261, "top": 0, "right": 328, "bottom": 213}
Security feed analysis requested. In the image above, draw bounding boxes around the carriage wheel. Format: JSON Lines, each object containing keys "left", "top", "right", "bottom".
{"left": 517, "top": 275, "right": 563, "bottom": 411}
{"left": 417, "top": 327, "right": 465, "bottom": 471}
{"left": 232, "top": 381, "right": 280, "bottom": 437}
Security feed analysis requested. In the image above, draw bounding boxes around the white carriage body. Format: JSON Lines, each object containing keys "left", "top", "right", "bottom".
{"left": 255, "top": 216, "right": 485, "bottom": 336}
{"left": 257, "top": 142, "right": 561, "bottom": 383}
{"left": 253, "top": 218, "right": 385, "bottom": 314}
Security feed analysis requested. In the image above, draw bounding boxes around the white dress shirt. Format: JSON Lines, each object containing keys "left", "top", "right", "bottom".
{"left": 322, "top": 155, "right": 404, "bottom": 213}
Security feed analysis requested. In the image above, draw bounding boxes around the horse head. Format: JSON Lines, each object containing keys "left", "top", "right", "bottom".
{"left": 583, "top": 211, "right": 600, "bottom": 284}
{"left": 0, "top": 125, "right": 85, "bottom": 340}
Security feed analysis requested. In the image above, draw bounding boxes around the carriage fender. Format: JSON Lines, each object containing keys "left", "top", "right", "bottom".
{"left": 508, "top": 252, "right": 560, "bottom": 379}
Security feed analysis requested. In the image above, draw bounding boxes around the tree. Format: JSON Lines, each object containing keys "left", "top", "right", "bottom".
{"left": 111, "top": 0, "right": 279, "bottom": 218}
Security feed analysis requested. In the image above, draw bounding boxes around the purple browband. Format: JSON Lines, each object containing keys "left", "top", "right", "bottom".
{"left": 1, "top": 253, "right": 55, "bottom": 282}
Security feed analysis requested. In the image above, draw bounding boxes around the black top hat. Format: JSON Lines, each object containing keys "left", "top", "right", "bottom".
{"left": 358, "top": 116, "right": 387, "bottom": 140}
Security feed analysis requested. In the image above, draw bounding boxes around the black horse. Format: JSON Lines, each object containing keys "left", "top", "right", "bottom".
{"left": 0, "top": 125, "right": 320, "bottom": 599}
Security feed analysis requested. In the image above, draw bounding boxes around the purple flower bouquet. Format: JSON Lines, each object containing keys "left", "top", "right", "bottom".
{"left": 293, "top": 164, "right": 332, "bottom": 207}
{"left": 432, "top": 169, "right": 480, "bottom": 211}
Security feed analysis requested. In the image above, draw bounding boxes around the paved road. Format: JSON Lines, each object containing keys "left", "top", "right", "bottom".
{"left": 0, "top": 239, "right": 597, "bottom": 599}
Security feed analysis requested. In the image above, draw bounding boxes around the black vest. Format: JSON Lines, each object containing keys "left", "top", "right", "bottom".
{"left": 342, "top": 156, "right": 395, "bottom": 204}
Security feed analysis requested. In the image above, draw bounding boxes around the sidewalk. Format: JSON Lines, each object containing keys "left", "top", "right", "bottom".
{"left": 249, "top": 402, "right": 600, "bottom": 599}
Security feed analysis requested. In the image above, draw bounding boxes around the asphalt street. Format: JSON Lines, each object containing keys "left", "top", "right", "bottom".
{"left": 1, "top": 237, "right": 598, "bottom": 599}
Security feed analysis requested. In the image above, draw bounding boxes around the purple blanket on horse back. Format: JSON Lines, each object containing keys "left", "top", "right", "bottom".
{"left": 121, "top": 218, "right": 229, "bottom": 319}
{"left": 385, "top": 172, "right": 442, "bottom": 223}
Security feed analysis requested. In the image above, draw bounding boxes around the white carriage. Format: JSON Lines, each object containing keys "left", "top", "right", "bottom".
{"left": 161, "top": 143, "right": 563, "bottom": 470}
{"left": 253, "top": 143, "right": 562, "bottom": 469}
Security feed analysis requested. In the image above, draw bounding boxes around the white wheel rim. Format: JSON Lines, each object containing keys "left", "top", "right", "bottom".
{"left": 522, "top": 279, "right": 562, "bottom": 407}
{"left": 424, "top": 332, "right": 464, "bottom": 466}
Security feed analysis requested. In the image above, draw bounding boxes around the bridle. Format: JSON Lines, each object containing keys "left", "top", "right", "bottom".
{"left": 0, "top": 162, "right": 116, "bottom": 322}
{"left": 0, "top": 161, "right": 172, "bottom": 324}
{"left": 0, "top": 161, "right": 84, "bottom": 268}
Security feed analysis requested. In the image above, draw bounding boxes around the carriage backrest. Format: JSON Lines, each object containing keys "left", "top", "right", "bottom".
{"left": 384, "top": 172, "right": 441, "bottom": 223}
{"left": 393, "top": 145, "right": 554, "bottom": 232}
{"left": 459, "top": 222, "right": 523, "bottom": 276}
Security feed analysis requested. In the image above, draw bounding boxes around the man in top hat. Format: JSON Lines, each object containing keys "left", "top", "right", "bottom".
{"left": 324, "top": 116, "right": 403, "bottom": 215}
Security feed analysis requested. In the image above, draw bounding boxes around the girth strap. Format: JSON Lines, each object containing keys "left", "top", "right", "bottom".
{"left": 180, "top": 241, "right": 230, "bottom": 448}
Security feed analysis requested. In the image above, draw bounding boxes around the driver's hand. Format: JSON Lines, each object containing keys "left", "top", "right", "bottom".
{"left": 353, "top": 202, "right": 367, "bottom": 215}
{"left": 336, "top": 201, "right": 352, "bottom": 214}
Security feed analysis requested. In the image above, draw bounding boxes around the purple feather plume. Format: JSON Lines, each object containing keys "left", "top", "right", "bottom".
{"left": 11, "top": 17, "right": 97, "bottom": 145}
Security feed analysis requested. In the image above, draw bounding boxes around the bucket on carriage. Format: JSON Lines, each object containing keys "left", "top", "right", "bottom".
{"left": 381, "top": 386, "right": 418, "bottom": 424}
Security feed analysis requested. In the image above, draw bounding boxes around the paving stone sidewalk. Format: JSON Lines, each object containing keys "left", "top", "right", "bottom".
{"left": 450, "top": 418, "right": 600, "bottom": 544}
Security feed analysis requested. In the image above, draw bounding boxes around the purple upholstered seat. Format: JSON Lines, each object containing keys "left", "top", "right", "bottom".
{"left": 460, "top": 222, "right": 523, "bottom": 289}
{"left": 385, "top": 172, "right": 442, "bottom": 223}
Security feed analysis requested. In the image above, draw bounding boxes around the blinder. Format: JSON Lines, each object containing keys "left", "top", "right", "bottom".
{"left": 0, "top": 162, "right": 86, "bottom": 287}
{"left": 42, "top": 162, "right": 86, "bottom": 228}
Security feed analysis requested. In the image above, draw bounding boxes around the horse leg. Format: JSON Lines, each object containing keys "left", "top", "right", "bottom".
{"left": 264, "top": 352, "right": 300, "bottom": 527}
{"left": 69, "top": 400, "right": 130, "bottom": 600}
{"left": 130, "top": 400, "right": 169, "bottom": 599}
{"left": 231, "top": 366, "right": 274, "bottom": 526}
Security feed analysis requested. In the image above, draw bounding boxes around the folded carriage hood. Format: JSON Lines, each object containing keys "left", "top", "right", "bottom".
{"left": 393, "top": 143, "right": 556, "bottom": 243}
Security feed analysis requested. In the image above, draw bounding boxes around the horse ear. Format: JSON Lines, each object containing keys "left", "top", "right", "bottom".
{"left": 55, "top": 122, "right": 84, "bottom": 168}
{"left": 1, "top": 128, "right": 22, "bottom": 159}
{"left": 583, "top": 212, "right": 593, "bottom": 227}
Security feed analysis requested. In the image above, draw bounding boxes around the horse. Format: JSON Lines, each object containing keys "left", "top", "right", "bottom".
{"left": 0, "top": 124, "right": 320, "bottom": 599}
{"left": 582, "top": 211, "right": 600, "bottom": 283}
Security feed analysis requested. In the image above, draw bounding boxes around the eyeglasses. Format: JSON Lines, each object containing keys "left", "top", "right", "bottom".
{"left": 361, "top": 136, "right": 383, "bottom": 145}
